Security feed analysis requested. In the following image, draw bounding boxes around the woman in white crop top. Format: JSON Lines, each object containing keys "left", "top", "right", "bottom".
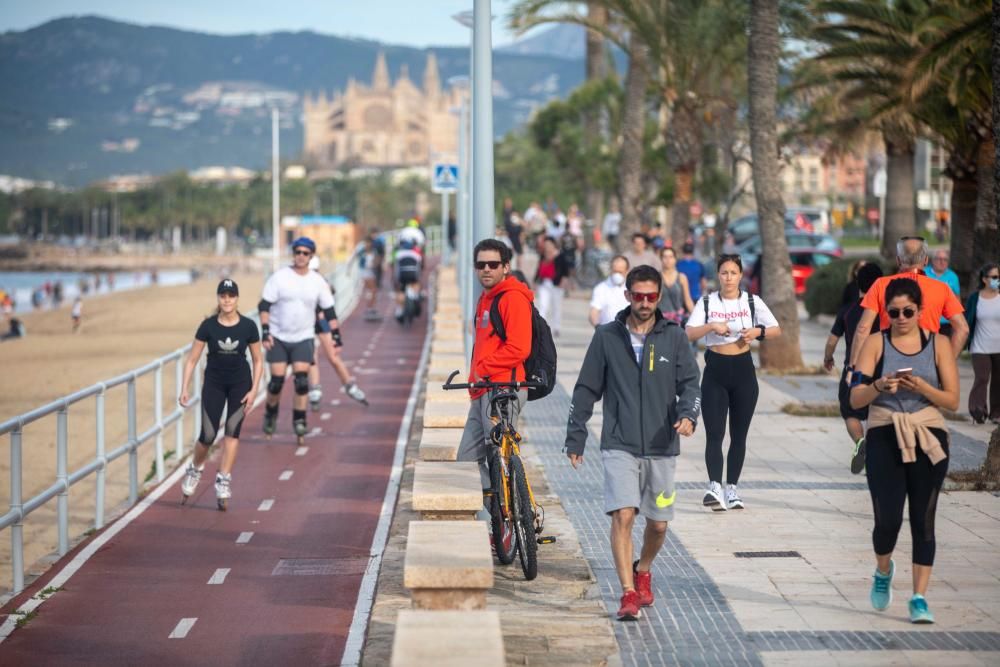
{"left": 685, "top": 254, "right": 781, "bottom": 511}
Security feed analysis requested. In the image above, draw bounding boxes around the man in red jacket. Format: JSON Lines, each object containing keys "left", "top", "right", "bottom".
{"left": 458, "top": 239, "right": 534, "bottom": 529}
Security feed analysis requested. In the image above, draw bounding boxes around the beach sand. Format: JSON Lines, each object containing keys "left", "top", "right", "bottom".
{"left": 0, "top": 271, "right": 265, "bottom": 595}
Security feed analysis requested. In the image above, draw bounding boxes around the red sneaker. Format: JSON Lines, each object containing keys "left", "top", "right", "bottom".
{"left": 617, "top": 590, "right": 642, "bottom": 621}
{"left": 633, "top": 560, "right": 654, "bottom": 607}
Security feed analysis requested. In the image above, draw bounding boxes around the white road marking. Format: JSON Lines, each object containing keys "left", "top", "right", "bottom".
{"left": 207, "top": 568, "right": 230, "bottom": 585}
{"left": 329, "top": 399, "right": 341, "bottom": 406}
{"left": 362, "top": 350, "right": 372, "bottom": 358}
{"left": 258, "top": 499, "right": 274, "bottom": 511}
{"left": 169, "top": 618, "right": 197, "bottom": 639}
{"left": 341, "top": 274, "right": 435, "bottom": 667}
{"left": 236, "top": 532, "right": 254, "bottom": 544}
{"left": 320, "top": 412, "right": 331, "bottom": 421}
{"left": 295, "top": 446, "right": 308, "bottom": 456}
{"left": 279, "top": 470, "right": 294, "bottom": 481}
{"left": 397, "top": 358, "right": 406, "bottom": 365}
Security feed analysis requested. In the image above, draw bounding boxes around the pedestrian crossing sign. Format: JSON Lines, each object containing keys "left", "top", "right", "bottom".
{"left": 432, "top": 163, "right": 459, "bottom": 193}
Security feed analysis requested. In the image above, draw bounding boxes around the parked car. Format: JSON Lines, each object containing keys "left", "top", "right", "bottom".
{"left": 735, "top": 232, "right": 843, "bottom": 268}
{"left": 723, "top": 213, "right": 800, "bottom": 248}
{"left": 786, "top": 206, "right": 831, "bottom": 234}
{"left": 745, "top": 248, "right": 839, "bottom": 296}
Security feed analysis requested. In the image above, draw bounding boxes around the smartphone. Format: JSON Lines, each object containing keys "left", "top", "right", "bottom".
{"left": 894, "top": 368, "right": 913, "bottom": 378}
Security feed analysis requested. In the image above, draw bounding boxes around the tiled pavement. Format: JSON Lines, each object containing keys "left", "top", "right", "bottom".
{"left": 517, "top": 294, "right": 1000, "bottom": 667}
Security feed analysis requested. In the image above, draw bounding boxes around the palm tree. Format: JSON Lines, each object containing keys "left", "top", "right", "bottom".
{"left": 584, "top": 2, "right": 609, "bottom": 241}
{"left": 749, "top": 0, "right": 803, "bottom": 370}
{"left": 618, "top": 36, "right": 650, "bottom": 242}
{"left": 806, "top": 0, "right": 936, "bottom": 259}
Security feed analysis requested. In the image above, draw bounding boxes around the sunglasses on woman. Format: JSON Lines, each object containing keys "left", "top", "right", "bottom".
{"left": 629, "top": 291, "right": 660, "bottom": 303}
{"left": 475, "top": 260, "right": 503, "bottom": 270}
{"left": 887, "top": 307, "right": 916, "bottom": 320}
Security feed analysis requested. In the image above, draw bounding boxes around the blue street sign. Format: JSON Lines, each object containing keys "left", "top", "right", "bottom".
{"left": 432, "top": 163, "right": 459, "bottom": 193}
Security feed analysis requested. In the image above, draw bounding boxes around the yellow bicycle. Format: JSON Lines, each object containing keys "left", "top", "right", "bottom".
{"left": 443, "top": 371, "right": 553, "bottom": 580}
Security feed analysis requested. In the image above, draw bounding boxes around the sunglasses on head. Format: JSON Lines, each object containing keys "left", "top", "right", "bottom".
{"left": 887, "top": 307, "right": 916, "bottom": 320}
{"left": 475, "top": 260, "right": 503, "bottom": 270}
{"left": 293, "top": 249, "right": 313, "bottom": 256}
{"left": 629, "top": 291, "right": 660, "bottom": 304}
{"left": 899, "top": 235, "right": 925, "bottom": 242}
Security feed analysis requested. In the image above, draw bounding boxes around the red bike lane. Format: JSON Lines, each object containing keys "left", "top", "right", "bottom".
{"left": 0, "top": 295, "right": 428, "bottom": 666}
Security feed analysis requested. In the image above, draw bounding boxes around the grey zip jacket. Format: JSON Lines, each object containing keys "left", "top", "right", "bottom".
{"left": 565, "top": 308, "right": 701, "bottom": 457}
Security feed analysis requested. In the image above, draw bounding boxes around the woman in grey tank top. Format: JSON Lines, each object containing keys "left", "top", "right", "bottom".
{"left": 658, "top": 247, "right": 693, "bottom": 324}
{"left": 850, "top": 278, "right": 959, "bottom": 625}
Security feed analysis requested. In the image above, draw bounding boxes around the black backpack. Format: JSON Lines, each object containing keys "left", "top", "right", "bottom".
{"left": 488, "top": 291, "right": 557, "bottom": 401}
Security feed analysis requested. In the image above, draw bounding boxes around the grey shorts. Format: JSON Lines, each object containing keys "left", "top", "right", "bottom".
{"left": 266, "top": 337, "right": 315, "bottom": 365}
{"left": 457, "top": 389, "right": 527, "bottom": 490}
{"left": 602, "top": 449, "right": 677, "bottom": 522}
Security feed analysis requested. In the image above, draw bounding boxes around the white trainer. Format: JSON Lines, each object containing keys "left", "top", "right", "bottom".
{"left": 345, "top": 382, "right": 368, "bottom": 405}
{"left": 725, "top": 484, "right": 744, "bottom": 510}
{"left": 703, "top": 481, "right": 726, "bottom": 511}
{"left": 181, "top": 464, "right": 203, "bottom": 498}
{"left": 215, "top": 472, "right": 232, "bottom": 511}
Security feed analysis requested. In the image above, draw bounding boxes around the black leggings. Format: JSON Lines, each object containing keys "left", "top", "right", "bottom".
{"left": 866, "top": 425, "right": 949, "bottom": 566}
{"left": 702, "top": 350, "right": 759, "bottom": 485}
{"left": 199, "top": 377, "right": 251, "bottom": 445}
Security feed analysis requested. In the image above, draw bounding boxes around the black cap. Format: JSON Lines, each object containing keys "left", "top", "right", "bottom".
{"left": 217, "top": 278, "right": 239, "bottom": 296}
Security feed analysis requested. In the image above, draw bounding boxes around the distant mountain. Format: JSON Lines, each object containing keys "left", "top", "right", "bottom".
{"left": 499, "top": 24, "right": 586, "bottom": 58}
{"left": 0, "top": 16, "right": 590, "bottom": 187}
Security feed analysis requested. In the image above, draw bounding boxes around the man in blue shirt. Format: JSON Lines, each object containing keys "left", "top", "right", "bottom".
{"left": 925, "top": 249, "right": 961, "bottom": 336}
{"left": 677, "top": 242, "right": 706, "bottom": 302}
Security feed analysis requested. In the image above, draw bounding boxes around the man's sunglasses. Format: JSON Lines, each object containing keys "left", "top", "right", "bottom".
{"left": 629, "top": 291, "right": 660, "bottom": 304}
{"left": 293, "top": 249, "right": 313, "bottom": 256}
{"left": 475, "top": 260, "right": 503, "bottom": 270}
{"left": 887, "top": 307, "right": 916, "bottom": 320}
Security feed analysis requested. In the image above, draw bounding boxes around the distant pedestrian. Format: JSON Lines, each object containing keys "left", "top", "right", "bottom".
{"left": 589, "top": 255, "right": 630, "bottom": 327}
{"left": 179, "top": 279, "right": 264, "bottom": 510}
{"left": 677, "top": 242, "right": 706, "bottom": 302}
{"left": 565, "top": 264, "right": 700, "bottom": 621}
{"left": 823, "top": 263, "right": 883, "bottom": 472}
{"left": 535, "top": 236, "right": 571, "bottom": 337}
{"left": 502, "top": 197, "right": 524, "bottom": 261}
{"left": 850, "top": 278, "right": 958, "bottom": 624}
{"left": 623, "top": 233, "right": 661, "bottom": 272}
{"left": 925, "top": 249, "right": 961, "bottom": 336}
{"left": 71, "top": 297, "right": 83, "bottom": 332}
{"left": 603, "top": 201, "right": 622, "bottom": 250}
{"left": 685, "top": 254, "right": 781, "bottom": 511}
{"left": 658, "top": 247, "right": 694, "bottom": 325}
{"left": 965, "top": 262, "right": 1000, "bottom": 424}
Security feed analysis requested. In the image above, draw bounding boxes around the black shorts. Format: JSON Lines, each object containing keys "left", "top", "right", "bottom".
{"left": 838, "top": 367, "right": 869, "bottom": 421}
{"left": 266, "top": 337, "right": 315, "bottom": 365}
{"left": 397, "top": 273, "right": 419, "bottom": 288}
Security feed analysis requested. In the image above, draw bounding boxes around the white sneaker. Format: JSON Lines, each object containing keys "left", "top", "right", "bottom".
{"left": 181, "top": 464, "right": 203, "bottom": 497}
{"left": 703, "top": 481, "right": 726, "bottom": 511}
{"left": 215, "top": 472, "right": 232, "bottom": 511}
{"left": 345, "top": 382, "right": 368, "bottom": 405}
{"left": 725, "top": 484, "right": 744, "bottom": 510}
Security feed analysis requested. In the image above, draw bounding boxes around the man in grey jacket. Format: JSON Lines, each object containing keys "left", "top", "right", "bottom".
{"left": 565, "top": 264, "right": 701, "bottom": 621}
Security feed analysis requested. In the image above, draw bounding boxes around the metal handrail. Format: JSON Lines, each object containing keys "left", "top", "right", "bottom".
{"left": 0, "top": 236, "right": 409, "bottom": 597}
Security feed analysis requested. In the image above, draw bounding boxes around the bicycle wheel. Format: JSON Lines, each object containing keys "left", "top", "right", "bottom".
{"left": 509, "top": 454, "right": 537, "bottom": 581}
{"left": 488, "top": 449, "right": 516, "bottom": 565}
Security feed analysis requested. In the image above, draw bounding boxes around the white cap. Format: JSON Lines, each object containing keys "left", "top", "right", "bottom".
{"left": 308, "top": 256, "right": 320, "bottom": 271}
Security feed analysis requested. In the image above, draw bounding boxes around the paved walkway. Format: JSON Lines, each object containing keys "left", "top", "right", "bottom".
{"left": 0, "top": 292, "right": 426, "bottom": 666}
{"left": 529, "top": 293, "right": 999, "bottom": 666}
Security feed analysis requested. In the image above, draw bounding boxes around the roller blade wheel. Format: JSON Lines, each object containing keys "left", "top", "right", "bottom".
{"left": 263, "top": 412, "right": 277, "bottom": 439}
{"left": 309, "top": 399, "right": 321, "bottom": 412}
{"left": 509, "top": 454, "right": 538, "bottom": 581}
{"left": 181, "top": 493, "right": 190, "bottom": 505}
{"left": 488, "top": 449, "right": 516, "bottom": 565}
{"left": 217, "top": 498, "right": 228, "bottom": 511}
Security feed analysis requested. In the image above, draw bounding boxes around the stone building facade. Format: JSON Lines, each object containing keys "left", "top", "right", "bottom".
{"left": 303, "top": 52, "right": 460, "bottom": 169}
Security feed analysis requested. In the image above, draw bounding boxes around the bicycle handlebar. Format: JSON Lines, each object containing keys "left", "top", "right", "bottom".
{"left": 442, "top": 369, "right": 545, "bottom": 392}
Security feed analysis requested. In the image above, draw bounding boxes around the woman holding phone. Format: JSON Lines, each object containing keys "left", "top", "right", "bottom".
{"left": 179, "top": 279, "right": 264, "bottom": 510}
{"left": 851, "top": 277, "right": 958, "bottom": 623}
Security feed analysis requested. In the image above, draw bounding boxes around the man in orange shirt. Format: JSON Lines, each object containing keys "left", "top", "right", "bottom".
{"left": 849, "top": 237, "right": 968, "bottom": 366}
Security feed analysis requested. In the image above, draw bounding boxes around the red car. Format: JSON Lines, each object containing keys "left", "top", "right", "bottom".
{"left": 747, "top": 248, "right": 839, "bottom": 296}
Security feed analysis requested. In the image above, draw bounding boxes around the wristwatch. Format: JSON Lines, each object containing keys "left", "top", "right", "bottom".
{"left": 757, "top": 324, "right": 766, "bottom": 340}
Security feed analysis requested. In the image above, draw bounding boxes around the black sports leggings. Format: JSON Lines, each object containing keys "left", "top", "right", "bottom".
{"left": 866, "top": 425, "right": 949, "bottom": 566}
{"left": 702, "top": 350, "right": 759, "bottom": 485}
{"left": 199, "top": 377, "right": 251, "bottom": 445}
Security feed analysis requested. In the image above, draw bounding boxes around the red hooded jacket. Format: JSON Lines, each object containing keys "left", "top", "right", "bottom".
{"left": 469, "top": 275, "right": 534, "bottom": 399}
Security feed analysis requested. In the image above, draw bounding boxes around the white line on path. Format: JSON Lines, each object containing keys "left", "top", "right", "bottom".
{"left": 341, "top": 274, "right": 435, "bottom": 667}
{"left": 362, "top": 350, "right": 372, "bottom": 358}
{"left": 169, "top": 618, "right": 197, "bottom": 639}
{"left": 258, "top": 499, "right": 274, "bottom": 511}
{"left": 236, "top": 532, "right": 254, "bottom": 544}
{"left": 320, "top": 412, "right": 331, "bottom": 421}
{"left": 295, "top": 446, "right": 308, "bottom": 456}
{"left": 207, "top": 568, "right": 230, "bottom": 585}
{"left": 330, "top": 399, "right": 341, "bottom": 406}
{"left": 279, "top": 470, "right": 294, "bottom": 481}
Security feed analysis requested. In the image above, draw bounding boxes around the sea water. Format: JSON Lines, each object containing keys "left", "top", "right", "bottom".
{"left": 0, "top": 270, "right": 192, "bottom": 314}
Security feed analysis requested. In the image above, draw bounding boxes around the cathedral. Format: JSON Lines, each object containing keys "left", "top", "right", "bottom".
{"left": 303, "top": 52, "right": 461, "bottom": 169}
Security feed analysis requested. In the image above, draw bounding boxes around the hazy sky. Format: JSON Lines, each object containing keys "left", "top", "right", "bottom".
{"left": 0, "top": 0, "right": 535, "bottom": 47}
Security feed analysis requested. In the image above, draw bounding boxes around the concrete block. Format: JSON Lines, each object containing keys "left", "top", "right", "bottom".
{"left": 422, "top": 401, "right": 469, "bottom": 428}
{"left": 425, "top": 386, "right": 469, "bottom": 404}
{"left": 404, "top": 520, "right": 492, "bottom": 610}
{"left": 411, "top": 461, "right": 482, "bottom": 519}
{"left": 426, "top": 356, "right": 467, "bottom": 382}
{"left": 418, "top": 428, "right": 461, "bottom": 461}
{"left": 391, "top": 610, "right": 504, "bottom": 667}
